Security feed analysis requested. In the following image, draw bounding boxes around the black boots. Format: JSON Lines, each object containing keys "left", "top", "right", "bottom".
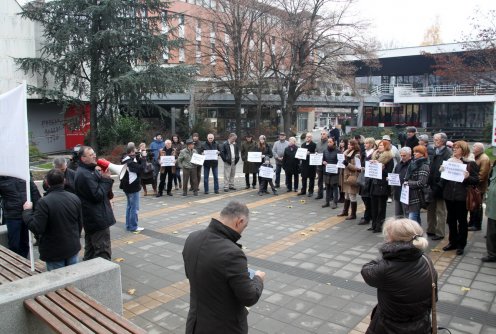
{"left": 346, "top": 202, "right": 357, "bottom": 220}
{"left": 337, "top": 199, "right": 350, "bottom": 217}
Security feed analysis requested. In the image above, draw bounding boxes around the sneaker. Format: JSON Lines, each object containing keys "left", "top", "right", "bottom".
{"left": 229, "top": 186, "right": 237, "bottom": 190}
{"left": 215, "top": 190, "right": 219, "bottom": 194}
{"left": 387, "top": 197, "right": 392, "bottom": 203}
{"left": 204, "top": 191, "right": 209, "bottom": 195}
{"left": 224, "top": 188, "right": 229, "bottom": 192}
{"left": 132, "top": 227, "right": 144, "bottom": 232}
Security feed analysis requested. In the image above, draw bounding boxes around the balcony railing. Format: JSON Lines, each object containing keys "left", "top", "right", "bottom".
{"left": 395, "top": 84, "right": 496, "bottom": 97}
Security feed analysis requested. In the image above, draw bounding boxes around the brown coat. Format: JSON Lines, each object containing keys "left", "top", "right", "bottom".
{"left": 475, "top": 152, "right": 491, "bottom": 193}
{"left": 342, "top": 149, "right": 361, "bottom": 194}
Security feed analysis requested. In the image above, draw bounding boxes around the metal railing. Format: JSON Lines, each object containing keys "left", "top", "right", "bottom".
{"left": 395, "top": 84, "right": 496, "bottom": 97}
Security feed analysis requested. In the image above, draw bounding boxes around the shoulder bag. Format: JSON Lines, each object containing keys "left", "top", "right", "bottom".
{"left": 466, "top": 163, "right": 482, "bottom": 211}
{"left": 422, "top": 254, "right": 437, "bottom": 334}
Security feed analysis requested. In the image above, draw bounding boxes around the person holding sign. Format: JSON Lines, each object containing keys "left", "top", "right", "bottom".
{"left": 439, "top": 141, "right": 479, "bottom": 256}
{"left": 392, "top": 147, "right": 412, "bottom": 218}
{"left": 298, "top": 133, "right": 317, "bottom": 197}
{"left": 241, "top": 134, "right": 258, "bottom": 189}
{"left": 220, "top": 133, "right": 240, "bottom": 192}
{"left": 322, "top": 137, "right": 340, "bottom": 209}
{"left": 156, "top": 140, "right": 176, "bottom": 197}
{"left": 177, "top": 139, "right": 199, "bottom": 196}
{"left": 369, "top": 140, "right": 395, "bottom": 233}
{"left": 358, "top": 138, "right": 377, "bottom": 226}
{"left": 255, "top": 135, "right": 273, "bottom": 189}
{"left": 402, "top": 146, "right": 430, "bottom": 224}
{"left": 337, "top": 139, "right": 362, "bottom": 220}
{"left": 201, "top": 134, "right": 220, "bottom": 195}
{"left": 282, "top": 137, "right": 300, "bottom": 193}
{"left": 272, "top": 133, "right": 289, "bottom": 189}
{"left": 258, "top": 157, "right": 277, "bottom": 196}
{"left": 315, "top": 131, "right": 329, "bottom": 200}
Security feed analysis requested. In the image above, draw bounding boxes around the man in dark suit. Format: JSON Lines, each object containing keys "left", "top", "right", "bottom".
{"left": 182, "top": 201, "right": 265, "bottom": 334}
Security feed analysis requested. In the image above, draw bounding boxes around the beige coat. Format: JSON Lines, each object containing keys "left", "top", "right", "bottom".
{"left": 475, "top": 152, "right": 491, "bottom": 193}
{"left": 341, "top": 149, "right": 361, "bottom": 194}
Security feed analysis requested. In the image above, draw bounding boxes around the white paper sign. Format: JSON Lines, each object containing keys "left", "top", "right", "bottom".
{"left": 440, "top": 161, "right": 467, "bottom": 183}
{"left": 160, "top": 155, "right": 176, "bottom": 167}
{"left": 309, "top": 153, "right": 323, "bottom": 166}
{"left": 365, "top": 161, "right": 383, "bottom": 179}
{"left": 204, "top": 150, "right": 218, "bottom": 160}
{"left": 191, "top": 153, "right": 205, "bottom": 165}
{"left": 295, "top": 148, "right": 308, "bottom": 160}
{"left": 388, "top": 173, "right": 401, "bottom": 186}
{"left": 325, "top": 164, "right": 338, "bottom": 174}
{"left": 259, "top": 166, "right": 274, "bottom": 179}
{"left": 337, "top": 154, "right": 345, "bottom": 168}
{"left": 400, "top": 184, "right": 410, "bottom": 204}
{"left": 248, "top": 152, "right": 262, "bottom": 162}
{"left": 355, "top": 156, "right": 361, "bottom": 168}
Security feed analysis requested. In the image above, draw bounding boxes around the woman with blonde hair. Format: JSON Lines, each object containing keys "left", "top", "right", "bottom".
{"left": 362, "top": 218, "right": 436, "bottom": 334}
{"left": 439, "top": 140, "right": 479, "bottom": 255}
{"left": 369, "top": 140, "right": 394, "bottom": 233}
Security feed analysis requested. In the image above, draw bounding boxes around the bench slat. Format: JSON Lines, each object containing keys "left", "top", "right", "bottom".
{"left": 0, "top": 258, "right": 30, "bottom": 280}
{"left": 46, "top": 291, "right": 112, "bottom": 334}
{"left": 58, "top": 288, "right": 139, "bottom": 334}
{"left": 0, "top": 246, "right": 44, "bottom": 273}
{"left": 24, "top": 299, "right": 78, "bottom": 334}
{"left": 36, "top": 295, "right": 95, "bottom": 334}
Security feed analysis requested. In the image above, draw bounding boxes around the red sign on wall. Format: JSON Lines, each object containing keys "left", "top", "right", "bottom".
{"left": 64, "top": 104, "right": 90, "bottom": 150}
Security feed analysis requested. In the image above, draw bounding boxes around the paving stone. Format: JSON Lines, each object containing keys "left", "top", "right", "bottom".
{"left": 447, "top": 316, "right": 483, "bottom": 334}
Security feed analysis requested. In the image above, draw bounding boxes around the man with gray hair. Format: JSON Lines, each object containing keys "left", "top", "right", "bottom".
{"left": 418, "top": 134, "right": 435, "bottom": 162}
{"left": 183, "top": 201, "right": 265, "bottom": 333}
{"left": 43, "top": 157, "right": 76, "bottom": 193}
{"left": 272, "top": 133, "right": 289, "bottom": 189}
{"left": 469, "top": 142, "right": 491, "bottom": 231}
{"left": 427, "top": 132, "right": 452, "bottom": 241}
{"left": 393, "top": 147, "right": 412, "bottom": 217}
{"left": 220, "top": 133, "right": 240, "bottom": 192}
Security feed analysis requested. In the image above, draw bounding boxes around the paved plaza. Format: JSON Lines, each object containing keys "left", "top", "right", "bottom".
{"left": 42, "top": 161, "right": 496, "bottom": 334}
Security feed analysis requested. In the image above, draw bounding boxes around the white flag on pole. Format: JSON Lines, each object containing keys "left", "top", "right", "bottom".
{"left": 0, "top": 83, "right": 30, "bottom": 182}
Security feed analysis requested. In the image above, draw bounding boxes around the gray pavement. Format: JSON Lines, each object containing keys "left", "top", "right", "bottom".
{"left": 36, "top": 160, "right": 496, "bottom": 334}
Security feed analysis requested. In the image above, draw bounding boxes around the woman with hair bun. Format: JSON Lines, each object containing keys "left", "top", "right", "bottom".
{"left": 361, "top": 218, "right": 437, "bottom": 334}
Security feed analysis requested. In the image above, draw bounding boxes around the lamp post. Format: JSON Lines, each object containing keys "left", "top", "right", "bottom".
{"left": 184, "top": 107, "right": 191, "bottom": 134}
{"left": 171, "top": 107, "right": 176, "bottom": 135}
{"left": 276, "top": 109, "right": 282, "bottom": 133}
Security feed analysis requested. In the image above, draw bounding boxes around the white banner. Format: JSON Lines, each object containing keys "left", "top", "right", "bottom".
{"left": 0, "top": 83, "right": 30, "bottom": 181}
{"left": 400, "top": 184, "right": 410, "bottom": 204}
{"left": 248, "top": 151, "right": 262, "bottom": 162}
{"left": 259, "top": 166, "right": 274, "bottom": 179}
{"left": 388, "top": 173, "right": 401, "bottom": 186}
{"left": 309, "top": 153, "right": 323, "bottom": 166}
{"left": 365, "top": 161, "right": 383, "bottom": 179}
{"left": 160, "top": 155, "right": 176, "bottom": 166}
{"left": 325, "top": 164, "right": 338, "bottom": 174}
{"left": 440, "top": 161, "right": 466, "bottom": 183}
{"left": 337, "top": 154, "right": 345, "bottom": 168}
{"left": 295, "top": 148, "right": 308, "bottom": 160}
{"left": 191, "top": 153, "right": 205, "bottom": 166}
{"left": 204, "top": 150, "right": 218, "bottom": 160}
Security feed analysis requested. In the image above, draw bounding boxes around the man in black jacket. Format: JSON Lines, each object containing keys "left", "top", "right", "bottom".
{"left": 220, "top": 133, "right": 240, "bottom": 192}
{"left": 182, "top": 201, "right": 265, "bottom": 334}
{"left": 23, "top": 169, "right": 82, "bottom": 271}
{"left": 298, "top": 132, "right": 317, "bottom": 197}
{"left": 120, "top": 142, "right": 146, "bottom": 232}
{"left": 0, "top": 174, "right": 41, "bottom": 258}
{"left": 74, "top": 146, "right": 116, "bottom": 261}
{"left": 201, "top": 133, "right": 220, "bottom": 194}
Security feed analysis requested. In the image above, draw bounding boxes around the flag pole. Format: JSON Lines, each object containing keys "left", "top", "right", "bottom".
{"left": 21, "top": 81, "right": 35, "bottom": 272}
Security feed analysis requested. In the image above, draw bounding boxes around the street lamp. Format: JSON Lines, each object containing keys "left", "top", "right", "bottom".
{"left": 240, "top": 107, "right": 245, "bottom": 115}
{"left": 184, "top": 107, "right": 191, "bottom": 133}
{"left": 276, "top": 109, "right": 282, "bottom": 133}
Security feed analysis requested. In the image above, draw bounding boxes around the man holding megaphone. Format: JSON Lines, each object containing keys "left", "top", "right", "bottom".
{"left": 74, "top": 146, "right": 116, "bottom": 261}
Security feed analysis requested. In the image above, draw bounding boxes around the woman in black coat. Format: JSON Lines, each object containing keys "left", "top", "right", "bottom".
{"left": 362, "top": 218, "right": 437, "bottom": 334}
{"left": 439, "top": 140, "right": 479, "bottom": 256}
{"left": 282, "top": 137, "right": 299, "bottom": 192}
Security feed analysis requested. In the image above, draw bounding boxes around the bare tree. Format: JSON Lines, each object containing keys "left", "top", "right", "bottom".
{"left": 269, "top": 0, "right": 372, "bottom": 133}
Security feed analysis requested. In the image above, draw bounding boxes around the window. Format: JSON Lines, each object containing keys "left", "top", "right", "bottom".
{"left": 196, "top": 20, "right": 202, "bottom": 41}
{"left": 196, "top": 41, "right": 202, "bottom": 64}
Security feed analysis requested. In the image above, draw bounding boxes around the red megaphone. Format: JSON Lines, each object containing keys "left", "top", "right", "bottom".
{"left": 97, "top": 159, "right": 127, "bottom": 179}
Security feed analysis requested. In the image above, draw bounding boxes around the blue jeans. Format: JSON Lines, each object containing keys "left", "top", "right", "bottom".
{"left": 125, "top": 191, "right": 140, "bottom": 231}
{"left": 408, "top": 211, "right": 421, "bottom": 225}
{"left": 46, "top": 254, "right": 79, "bottom": 271}
{"left": 6, "top": 219, "right": 29, "bottom": 258}
{"left": 203, "top": 165, "right": 219, "bottom": 193}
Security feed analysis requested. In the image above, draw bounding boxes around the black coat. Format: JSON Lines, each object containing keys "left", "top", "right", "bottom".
{"left": 22, "top": 185, "right": 82, "bottom": 262}
{"left": 74, "top": 163, "right": 116, "bottom": 234}
{"left": 0, "top": 176, "right": 40, "bottom": 220}
{"left": 440, "top": 159, "right": 479, "bottom": 202}
{"left": 405, "top": 136, "right": 419, "bottom": 150}
{"left": 393, "top": 159, "right": 411, "bottom": 199}
{"left": 300, "top": 141, "right": 317, "bottom": 176}
{"left": 182, "top": 219, "right": 264, "bottom": 334}
{"left": 361, "top": 242, "right": 437, "bottom": 334}
{"left": 201, "top": 141, "right": 219, "bottom": 167}
{"left": 428, "top": 146, "right": 452, "bottom": 198}
{"left": 282, "top": 145, "right": 299, "bottom": 174}
{"left": 370, "top": 158, "right": 394, "bottom": 197}
{"left": 220, "top": 140, "right": 240, "bottom": 165}
{"left": 120, "top": 155, "right": 146, "bottom": 193}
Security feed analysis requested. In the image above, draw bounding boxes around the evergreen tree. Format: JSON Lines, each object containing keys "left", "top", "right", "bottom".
{"left": 16, "top": 0, "right": 196, "bottom": 151}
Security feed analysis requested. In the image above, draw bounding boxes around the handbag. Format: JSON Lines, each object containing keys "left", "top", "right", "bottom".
{"left": 357, "top": 171, "right": 366, "bottom": 187}
{"left": 422, "top": 255, "right": 437, "bottom": 334}
{"left": 344, "top": 173, "right": 358, "bottom": 186}
{"left": 421, "top": 186, "right": 433, "bottom": 209}
{"left": 466, "top": 186, "right": 481, "bottom": 211}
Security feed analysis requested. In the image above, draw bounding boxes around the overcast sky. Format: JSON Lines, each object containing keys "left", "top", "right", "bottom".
{"left": 353, "top": 0, "right": 496, "bottom": 48}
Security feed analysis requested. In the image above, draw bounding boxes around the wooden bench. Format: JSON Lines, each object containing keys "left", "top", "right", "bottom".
{"left": 24, "top": 286, "right": 146, "bottom": 334}
{"left": 0, "top": 245, "right": 44, "bottom": 284}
